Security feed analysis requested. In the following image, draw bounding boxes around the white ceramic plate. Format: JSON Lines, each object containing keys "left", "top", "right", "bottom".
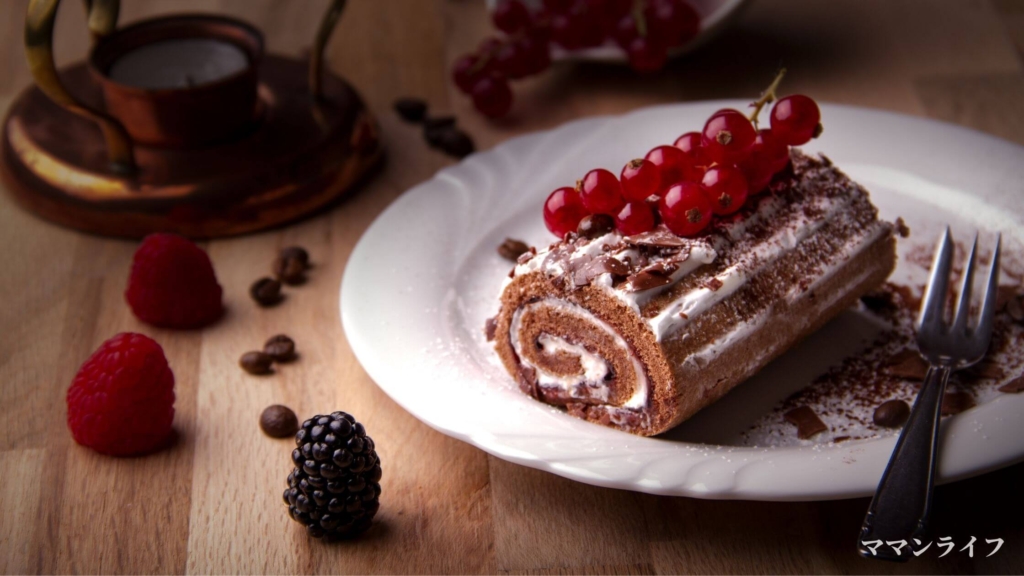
{"left": 341, "top": 102, "right": 1024, "bottom": 501}
{"left": 484, "top": 0, "right": 750, "bottom": 63}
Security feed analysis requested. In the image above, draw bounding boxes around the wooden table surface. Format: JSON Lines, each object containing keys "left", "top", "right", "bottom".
{"left": 3, "top": 1, "right": 1024, "bottom": 573}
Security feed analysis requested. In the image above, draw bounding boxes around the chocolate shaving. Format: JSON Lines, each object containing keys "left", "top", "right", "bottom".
{"left": 602, "top": 257, "right": 630, "bottom": 277}
{"left": 484, "top": 317, "right": 497, "bottom": 342}
{"left": 625, "top": 270, "right": 672, "bottom": 292}
{"left": 517, "top": 365, "right": 538, "bottom": 398}
{"left": 967, "top": 361, "right": 1003, "bottom": 380}
{"left": 705, "top": 278, "right": 724, "bottom": 291}
{"left": 998, "top": 375, "right": 1024, "bottom": 393}
{"left": 894, "top": 217, "right": 910, "bottom": 238}
{"left": 885, "top": 349, "right": 929, "bottom": 380}
{"left": 624, "top": 229, "right": 687, "bottom": 248}
{"left": 516, "top": 247, "right": 537, "bottom": 265}
{"left": 941, "top": 391, "right": 975, "bottom": 416}
{"left": 644, "top": 261, "right": 679, "bottom": 276}
{"left": 567, "top": 253, "right": 597, "bottom": 288}
{"left": 573, "top": 256, "right": 631, "bottom": 286}
{"left": 783, "top": 406, "right": 828, "bottom": 439}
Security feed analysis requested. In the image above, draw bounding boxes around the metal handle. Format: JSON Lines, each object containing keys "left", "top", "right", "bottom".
{"left": 26, "top": 0, "right": 135, "bottom": 174}
{"left": 309, "top": 0, "right": 346, "bottom": 101}
{"left": 858, "top": 365, "right": 951, "bottom": 562}
{"left": 82, "top": 0, "right": 118, "bottom": 40}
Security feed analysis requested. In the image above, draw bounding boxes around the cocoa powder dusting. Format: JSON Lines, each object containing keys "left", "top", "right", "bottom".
{"left": 744, "top": 261, "right": 1024, "bottom": 445}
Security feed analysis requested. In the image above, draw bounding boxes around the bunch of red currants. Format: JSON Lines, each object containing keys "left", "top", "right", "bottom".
{"left": 453, "top": 0, "right": 700, "bottom": 118}
{"left": 543, "top": 91, "right": 822, "bottom": 238}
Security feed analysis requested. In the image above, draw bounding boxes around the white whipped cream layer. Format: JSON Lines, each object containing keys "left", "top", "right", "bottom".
{"left": 514, "top": 181, "right": 877, "bottom": 345}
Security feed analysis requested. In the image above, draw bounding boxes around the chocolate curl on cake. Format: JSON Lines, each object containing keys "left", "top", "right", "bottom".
{"left": 492, "top": 152, "right": 898, "bottom": 436}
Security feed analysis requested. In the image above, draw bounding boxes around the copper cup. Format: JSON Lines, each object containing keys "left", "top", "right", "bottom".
{"left": 88, "top": 15, "right": 264, "bottom": 148}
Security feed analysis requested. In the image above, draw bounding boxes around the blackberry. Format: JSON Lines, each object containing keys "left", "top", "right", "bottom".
{"left": 283, "top": 412, "right": 381, "bottom": 540}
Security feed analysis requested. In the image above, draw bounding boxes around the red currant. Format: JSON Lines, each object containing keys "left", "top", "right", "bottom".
{"left": 603, "top": 0, "right": 634, "bottom": 22}
{"left": 739, "top": 161, "right": 772, "bottom": 196}
{"left": 570, "top": 1, "right": 607, "bottom": 48}
{"left": 613, "top": 13, "right": 639, "bottom": 50}
{"left": 542, "top": 0, "right": 573, "bottom": 11}
{"left": 551, "top": 12, "right": 585, "bottom": 49}
{"left": 452, "top": 54, "right": 489, "bottom": 94}
{"left": 701, "top": 165, "right": 748, "bottom": 215}
{"left": 493, "top": 0, "right": 531, "bottom": 34}
{"left": 471, "top": 74, "right": 513, "bottom": 118}
{"left": 645, "top": 0, "right": 700, "bottom": 48}
{"left": 517, "top": 35, "right": 551, "bottom": 75}
{"left": 659, "top": 181, "right": 713, "bottom": 237}
{"left": 626, "top": 36, "right": 667, "bottom": 74}
{"left": 752, "top": 129, "right": 790, "bottom": 173}
{"left": 615, "top": 201, "right": 656, "bottom": 235}
{"left": 620, "top": 158, "right": 660, "bottom": 202}
{"left": 770, "top": 95, "right": 821, "bottom": 146}
{"left": 544, "top": 187, "right": 589, "bottom": 237}
{"left": 673, "top": 131, "right": 710, "bottom": 167}
{"left": 645, "top": 145, "right": 700, "bottom": 190}
{"left": 580, "top": 169, "right": 625, "bottom": 215}
{"left": 701, "top": 109, "right": 756, "bottom": 164}
{"left": 496, "top": 41, "right": 531, "bottom": 79}
{"left": 478, "top": 37, "right": 504, "bottom": 56}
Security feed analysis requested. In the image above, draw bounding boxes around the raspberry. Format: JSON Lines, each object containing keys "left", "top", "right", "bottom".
{"left": 66, "top": 333, "right": 176, "bottom": 456}
{"left": 285, "top": 412, "right": 382, "bottom": 540}
{"left": 126, "top": 234, "right": 223, "bottom": 328}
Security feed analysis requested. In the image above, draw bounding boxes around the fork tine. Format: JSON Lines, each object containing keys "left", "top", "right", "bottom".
{"left": 918, "top": 227, "right": 954, "bottom": 330}
{"left": 975, "top": 233, "right": 1002, "bottom": 341}
{"left": 952, "top": 234, "right": 979, "bottom": 332}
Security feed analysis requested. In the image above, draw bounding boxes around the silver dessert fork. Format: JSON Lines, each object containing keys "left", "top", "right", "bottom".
{"left": 858, "top": 227, "right": 1001, "bottom": 562}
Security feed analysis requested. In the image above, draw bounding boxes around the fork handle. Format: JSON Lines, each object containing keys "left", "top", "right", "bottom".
{"left": 858, "top": 365, "right": 950, "bottom": 562}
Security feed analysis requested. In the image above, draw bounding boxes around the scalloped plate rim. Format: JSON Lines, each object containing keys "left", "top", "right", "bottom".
{"left": 341, "top": 101, "right": 1024, "bottom": 501}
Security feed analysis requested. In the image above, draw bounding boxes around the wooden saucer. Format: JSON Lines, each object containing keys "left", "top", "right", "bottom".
{"left": 0, "top": 54, "right": 383, "bottom": 239}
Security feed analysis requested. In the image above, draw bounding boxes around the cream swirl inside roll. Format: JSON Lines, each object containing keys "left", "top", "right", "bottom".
{"left": 509, "top": 298, "right": 649, "bottom": 409}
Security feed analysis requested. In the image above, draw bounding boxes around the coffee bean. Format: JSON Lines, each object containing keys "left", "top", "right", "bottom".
{"left": 577, "top": 214, "right": 615, "bottom": 239}
{"left": 260, "top": 405, "right": 299, "bottom": 438}
{"left": 424, "top": 126, "right": 446, "bottom": 148}
{"left": 423, "top": 117, "right": 459, "bottom": 150}
{"left": 240, "top": 351, "right": 274, "bottom": 375}
{"left": 423, "top": 116, "right": 456, "bottom": 131}
{"left": 250, "top": 277, "right": 282, "bottom": 306}
{"left": 280, "top": 246, "right": 309, "bottom": 267}
{"left": 264, "top": 334, "right": 296, "bottom": 362}
{"left": 273, "top": 255, "right": 306, "bottom": 285}
{"left": 437, "top": 128, "right": 475, "bottom": 158}
{"left": 497, "top": 238, "right": 530, "bottom": 261}
{"left": 872, "top": 399, "right": 910, "bottom": 428}
{"left": 393, "top": 97, "right": 427, "bottom": 122}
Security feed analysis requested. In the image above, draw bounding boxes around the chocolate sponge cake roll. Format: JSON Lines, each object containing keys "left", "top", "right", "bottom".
{"left": 492, "top": 152, "right": 897, "bottom": 436}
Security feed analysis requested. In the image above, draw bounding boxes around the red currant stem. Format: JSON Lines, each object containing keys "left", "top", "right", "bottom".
{"left": 467, "top": 51, "right": 495, "bottom": 75}
{"left": 632, "top": 0, "right": 648, "bottom": 38}
{"left": 747, "top": 67, "right": 787, "bottom": 128}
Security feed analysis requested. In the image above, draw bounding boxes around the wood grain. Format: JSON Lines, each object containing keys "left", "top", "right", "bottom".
{"left": 2, "top": 0, "right": 1024, "bottom": 574}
